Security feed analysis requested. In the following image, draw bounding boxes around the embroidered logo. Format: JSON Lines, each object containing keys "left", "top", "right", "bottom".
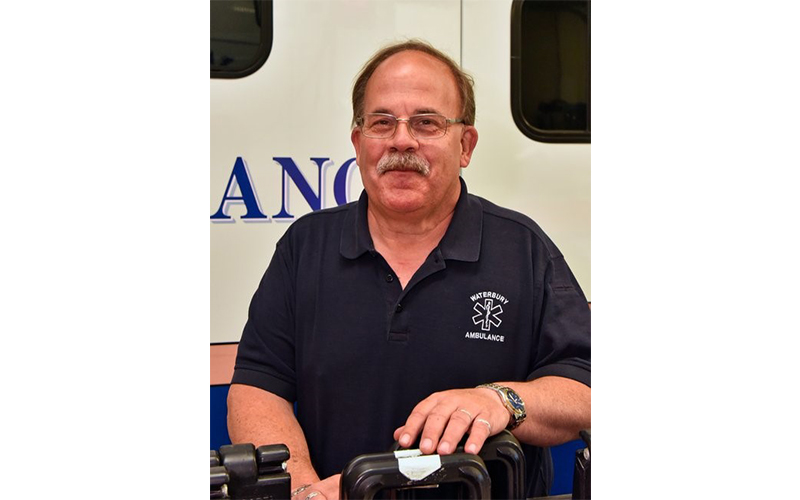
{"left": 472, "top": 299, "right": 503, "bottom": 331}
{"left": 469, "top": 291, "right": 508, "bottom": 333}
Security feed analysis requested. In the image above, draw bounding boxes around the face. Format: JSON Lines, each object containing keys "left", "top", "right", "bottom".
{"left": 351, "top": 50, "right": 478, "bottom": 217}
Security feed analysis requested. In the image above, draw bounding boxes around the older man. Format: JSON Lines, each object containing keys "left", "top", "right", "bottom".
{"left": 227, "top": 40, "right": 591, "bottom": 499}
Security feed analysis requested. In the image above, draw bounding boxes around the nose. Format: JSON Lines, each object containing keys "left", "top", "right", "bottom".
{"left": 388, "top": 119, "right": 418, "bottom": 152}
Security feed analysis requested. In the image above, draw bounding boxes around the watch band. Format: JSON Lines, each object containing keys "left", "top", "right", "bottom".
{"left": 477, "top": 383, "right": 527, "bottom": 430}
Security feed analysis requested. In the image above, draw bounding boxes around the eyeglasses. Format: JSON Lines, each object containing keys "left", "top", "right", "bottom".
{"left": 357, "top": 113, "right": 464, "bottom": 139}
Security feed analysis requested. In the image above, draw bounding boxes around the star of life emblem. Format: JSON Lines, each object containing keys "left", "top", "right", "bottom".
{"left": 472, "top": 298, "right": 503, "bottom": 332}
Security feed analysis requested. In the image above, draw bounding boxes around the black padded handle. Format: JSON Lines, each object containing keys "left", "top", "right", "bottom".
{"left": 340, "top": 451, "right": 491, "bottom": 499}
{"left": 388, "top": 430, "right": 526, "bottom": 499}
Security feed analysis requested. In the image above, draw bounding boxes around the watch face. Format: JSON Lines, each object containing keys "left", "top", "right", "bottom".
{"left": 507, "top": 391, "right": 524, "bottom": 410}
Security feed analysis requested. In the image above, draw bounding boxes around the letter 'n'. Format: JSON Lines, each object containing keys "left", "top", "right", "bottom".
{"left": 272, "top": 157, "right": 329, "bottom": 220}
{"left": 210, "top": 157, "right": 268, "bottom": 221}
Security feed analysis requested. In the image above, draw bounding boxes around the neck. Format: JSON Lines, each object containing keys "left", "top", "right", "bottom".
{"left": 367, "top": 182, "right": 460, "bottom": 250}
{"left": 368, "top": 205, "right": 454, "bottom": 251}
{"left": 366, "top": 190, "right": 459, "bottom": 289}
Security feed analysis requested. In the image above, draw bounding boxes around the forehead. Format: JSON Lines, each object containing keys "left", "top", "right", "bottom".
{"left": 364, "top": 50, "right": 460, "bottom": 115}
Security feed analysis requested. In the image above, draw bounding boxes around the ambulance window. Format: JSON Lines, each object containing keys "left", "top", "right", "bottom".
{"left": 511, "top": 0, "right": 590, "bottom": 143}
{"left": 211, "top": 0, "right": 273, "bottom": 78}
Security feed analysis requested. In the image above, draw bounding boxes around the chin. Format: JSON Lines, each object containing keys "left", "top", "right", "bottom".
{"left": 375, "top": 184, "right": 428, "bottom": 213}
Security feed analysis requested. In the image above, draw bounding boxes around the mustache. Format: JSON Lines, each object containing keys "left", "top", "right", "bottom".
{"left": 376, "top": 152, "right": 430, "bottom": 176}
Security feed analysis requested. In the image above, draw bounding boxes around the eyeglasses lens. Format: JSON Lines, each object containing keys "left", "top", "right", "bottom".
{"left": 363, "top": 114, "right": 447, "bottom": 139}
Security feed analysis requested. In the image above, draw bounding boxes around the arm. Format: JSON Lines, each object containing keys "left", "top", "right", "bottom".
{"left": 393, "top": 376, "right": 590, "bottom": 455}
{"left": 227, "top": 384, "right": 340, "bottom": 498}
{"left": 493, "top": 376, "right": 590, "bottom": 446}
{"left": 228, "top": 243, "right": 345, "bottom": 497}
{"left": 227, "top": 384, "right": 319, "bottom": 487}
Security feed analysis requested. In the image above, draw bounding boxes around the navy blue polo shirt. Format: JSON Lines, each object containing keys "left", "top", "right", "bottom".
{"left": 232, "top": 178, "right": 591, "bottom": 497}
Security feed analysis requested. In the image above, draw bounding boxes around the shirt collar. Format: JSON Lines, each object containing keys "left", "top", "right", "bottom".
{"left": 340, "top": 177, "right": 482, "bottom": 262}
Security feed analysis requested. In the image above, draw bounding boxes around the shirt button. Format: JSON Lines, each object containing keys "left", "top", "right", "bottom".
{"left": 385, "top": 274, "right": 394, "bottom": 283}
{"left": 396, "top": 303, "right": 403, "bottom": 313}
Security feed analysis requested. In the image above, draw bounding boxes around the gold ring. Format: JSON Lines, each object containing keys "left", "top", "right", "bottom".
{"left": 305, "top": 492, "right": 320, "bottom": 500}
{"left": 458, "top": 408, "right": 474, "bottom": 420}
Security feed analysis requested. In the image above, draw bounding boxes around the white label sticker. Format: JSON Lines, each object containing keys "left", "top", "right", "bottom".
{"left": 393, "top": 449, "right": 442, "bottom": 480}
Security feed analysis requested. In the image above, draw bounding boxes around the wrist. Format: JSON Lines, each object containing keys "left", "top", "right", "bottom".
{"left": 291, "top": 473, "right": 320, "bottom": 494}
{"left": 477, "top": 386, "right": 511, "bottom": 428}
{"left": 477, "top": 386, "right": 506, "bottom": 408}
{"left": 476, "top": 383, "right": 527, "bottom": 430}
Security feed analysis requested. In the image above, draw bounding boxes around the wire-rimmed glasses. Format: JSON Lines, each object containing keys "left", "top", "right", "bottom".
{"left": 357, "top": 113, "right": 464, "bottom": 139}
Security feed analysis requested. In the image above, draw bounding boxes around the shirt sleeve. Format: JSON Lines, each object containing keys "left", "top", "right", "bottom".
{"left": 231, "top": 239, "right": 298, "bottom": 402}
{"left": 527, "top": 251, "right": 591, "bottom": 387}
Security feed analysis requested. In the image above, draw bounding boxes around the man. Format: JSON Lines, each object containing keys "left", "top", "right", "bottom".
{"left": 227, "top": 40, "right": 590, "bottom": 499}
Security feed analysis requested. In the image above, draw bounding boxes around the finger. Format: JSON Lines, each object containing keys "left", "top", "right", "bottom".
{"left": 417, "top": 402, "right": 459, "bottom": 454}
{"left": 396, "top": 396, "right": 442, "bottom": 448}
{"left": 436, "top": 408, "right": 476, "bottom": 455}
{"left": 291, "top": 484, "right": 313, "bottom": 500}
{"left": 296, "top": 490, "right": 322, "bottom": 500}
{"left": 463, "top": 413, "right": 494, "bottom": 454}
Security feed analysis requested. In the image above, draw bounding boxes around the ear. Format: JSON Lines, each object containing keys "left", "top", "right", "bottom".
{"left": 350, "top": 127, "right": 362, "bottom": 166}
{"left": 459, "top": 126, "right": 479, "bottom": 169}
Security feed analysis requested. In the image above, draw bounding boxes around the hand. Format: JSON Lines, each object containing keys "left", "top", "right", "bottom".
{"left": 292, "top": 474, "right": 341, "bottom": 500}
{"left": 392, "top": 388, "right": 510, "bottom": 456}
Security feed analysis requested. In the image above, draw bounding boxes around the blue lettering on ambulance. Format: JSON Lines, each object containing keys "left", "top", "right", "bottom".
{"left": 210, "top": 157, "right": 268, "bottom": 221}
{"left": 211, "top": 156, "right": 359, "bottom": 222}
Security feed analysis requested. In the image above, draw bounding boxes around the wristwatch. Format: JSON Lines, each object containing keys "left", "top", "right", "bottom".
{"left": 477, "top": 383, "right": 527, "bottom": 430}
